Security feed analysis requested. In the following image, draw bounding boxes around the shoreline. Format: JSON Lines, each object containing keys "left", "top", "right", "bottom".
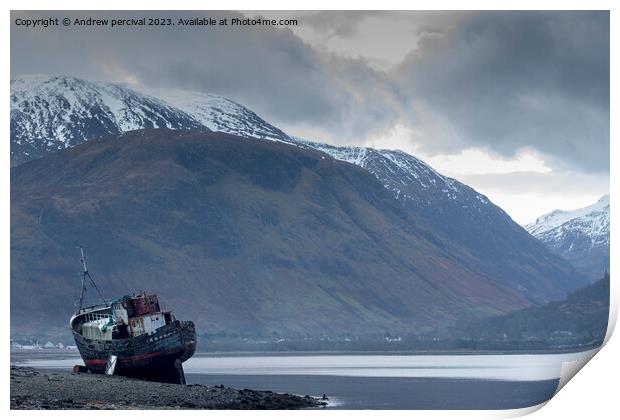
{"left": 11, "top": 344, "right": 600, "bottom": 361}
{"left": 10, "top": 366, "right": 326, "bottom": 410}
{"left": 193, "top": 346, "right": 602, "bottom": 357}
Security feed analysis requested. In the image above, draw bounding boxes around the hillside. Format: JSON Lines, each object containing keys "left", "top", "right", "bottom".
{"left": 12, "top": 129, "right": 538, "bottom": 341}
{"left": 448, "top": 274, "right": 610, "bottom": 350}
{"left": 11, "top": 75, "right": 587, "bottom": 309}
{"left": 295, "top": 139, "right": 584, "bottom": 303}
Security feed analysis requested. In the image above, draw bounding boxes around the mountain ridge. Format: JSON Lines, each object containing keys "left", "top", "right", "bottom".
{"left": 449, "top": 273, "right": 609, "bottom": 350}
{"left": 12, "top": 129, "right": 534, "bottom": 340}
{"left": 10, "top": 75, "right": 589, "bottom": 340}
{"left": 525, "top": 195, "right": 610, "bottom": 280}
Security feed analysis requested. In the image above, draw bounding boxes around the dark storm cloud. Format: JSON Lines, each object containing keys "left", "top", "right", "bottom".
{"left": 396, "top": 11, "right": 610, "bottom": 172}
{"left": 11, "top": 11, "right": 609, "bottom": 172}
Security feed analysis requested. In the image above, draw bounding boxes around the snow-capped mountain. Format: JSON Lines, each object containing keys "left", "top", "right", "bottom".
{"left": 294, "top": 138, "right": 492, "bottom": 215}
{"left": 292, "top": 137, "right": 549, "bottom": 287}
{"left": 10, "top": 75, "right": 292, "bottom": 166}
{"left": 525, "top": 196, "right": 610, "bottom": 280}
{"left": 10, "top": 74, "right": 586, "bottom": 302}
{"left": 10, "top": 75, "right": 205, "bottom": 166}
{"left": 138, "top": 88, "right": 291, "bottom": 143}
{"left": 11, "top": 75, "right": 490, "bottom": 216}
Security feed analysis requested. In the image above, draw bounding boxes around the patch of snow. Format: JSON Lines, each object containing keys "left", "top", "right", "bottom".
{"left": 525, "top": 195, "right": 610, "bottom": 249}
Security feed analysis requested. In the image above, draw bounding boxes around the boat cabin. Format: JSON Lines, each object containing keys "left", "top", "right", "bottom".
{"left": 75, "top": 292, "right": 174, "bottom": 342}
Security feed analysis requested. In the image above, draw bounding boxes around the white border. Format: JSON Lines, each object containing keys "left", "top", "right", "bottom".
{"left": 3, "top": 2, "right": 617, "bottom": 419}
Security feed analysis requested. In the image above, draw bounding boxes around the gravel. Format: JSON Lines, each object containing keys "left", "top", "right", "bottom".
{"left": 10, "top": 366, "right": 326, "bottom": 410}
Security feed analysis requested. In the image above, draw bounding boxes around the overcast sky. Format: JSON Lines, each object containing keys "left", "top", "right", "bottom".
{"left": 11, "top": 10, "right": 609, "bottom": 223}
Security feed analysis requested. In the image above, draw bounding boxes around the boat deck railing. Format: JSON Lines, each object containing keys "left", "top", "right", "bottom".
{"left": 74, "top": 294, "right": 171, "bottom": 317}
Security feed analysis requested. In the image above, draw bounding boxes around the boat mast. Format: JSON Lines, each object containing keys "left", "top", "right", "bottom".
{"left": 78, "top": 246, "right": 108, "bottom": 309}
{"left": 78, "top": 248, "right": 87, "bottom": 309}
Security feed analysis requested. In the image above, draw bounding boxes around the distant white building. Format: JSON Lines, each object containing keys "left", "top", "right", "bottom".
{"left": 12, "top": 339, "right": 73, "bottom": 350}
{"left": 21, "top": 344, "right": 41, "bottom": 350}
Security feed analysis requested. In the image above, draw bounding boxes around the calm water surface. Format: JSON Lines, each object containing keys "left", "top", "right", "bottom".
{"left": 17, "top": 350, "right": 596, "bottom": 409}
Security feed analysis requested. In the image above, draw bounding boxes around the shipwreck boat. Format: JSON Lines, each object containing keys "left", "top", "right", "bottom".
{"left": 70, "top": 248, "right": 196, "bottom": 384}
